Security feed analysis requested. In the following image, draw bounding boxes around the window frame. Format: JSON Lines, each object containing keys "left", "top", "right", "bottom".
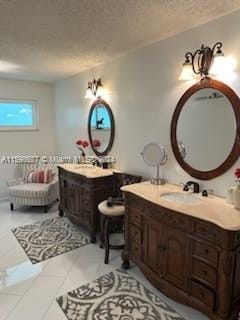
{"left": 0, "top": 99, "right": 39, "bottom": 131}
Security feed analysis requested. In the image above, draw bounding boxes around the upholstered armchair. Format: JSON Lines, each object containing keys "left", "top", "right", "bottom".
{"left": 7, "top": 162, "right": 59, "bottom": 213}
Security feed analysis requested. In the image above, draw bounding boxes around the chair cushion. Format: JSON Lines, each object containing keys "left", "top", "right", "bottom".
{"left": 9, "top": 183, "right": 50, "bottom": 198}
{"left": 98, "top": 200, "right": 125, "bottom": 216}
{"left": 24, "top": 169, "right": 55, "bottom": 184}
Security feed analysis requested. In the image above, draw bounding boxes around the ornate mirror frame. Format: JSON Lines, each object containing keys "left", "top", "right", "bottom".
{"left": 171, "top": 77, "right": 240, "bottom": 180}
{"left": 88, "top": 98, "right": 115, "bottom": 156}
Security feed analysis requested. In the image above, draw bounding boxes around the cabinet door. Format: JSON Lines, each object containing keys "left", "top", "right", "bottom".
{"left": 143, "top": 217, "right": 163, "bottom": 275}
{"left": 162, "top": 227, "right": 189, "bottom": 291}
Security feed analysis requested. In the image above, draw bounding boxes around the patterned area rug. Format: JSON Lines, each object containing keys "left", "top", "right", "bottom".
{"left": 57, "top": 269, "right": 185, "bottom": 320}
{"left": 12, "top": 217, "right": 90, "bottom": 264}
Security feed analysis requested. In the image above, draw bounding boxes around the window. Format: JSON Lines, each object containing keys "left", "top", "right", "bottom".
{"left": 0, "top": 100, "right": 38, "bottom": 131}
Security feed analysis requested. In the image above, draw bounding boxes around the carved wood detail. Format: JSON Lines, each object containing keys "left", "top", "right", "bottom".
{"left": 123, "top": 192, "right": 240, "bottom": 320}
{"left": 58, "top": 167, "right": 114, "bottom": 242}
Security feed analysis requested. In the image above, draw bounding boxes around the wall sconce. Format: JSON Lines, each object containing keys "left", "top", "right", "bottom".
{"left": 179, "top": 42, "right": 225, "bottom": 80}
{"left": 84, "top": 78, "right": 104, "bottom": 99}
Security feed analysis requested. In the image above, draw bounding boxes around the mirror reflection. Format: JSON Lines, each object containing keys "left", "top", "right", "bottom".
{"left": 88, "top": 99, "right": 114, "bottom": 156}
{"left": 176, "top": 88, "right": 236, "bottom": 171}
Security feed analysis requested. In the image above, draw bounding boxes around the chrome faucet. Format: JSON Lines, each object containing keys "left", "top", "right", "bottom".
{"left": 183, "top": 181, "right": 200, "bottom": 193}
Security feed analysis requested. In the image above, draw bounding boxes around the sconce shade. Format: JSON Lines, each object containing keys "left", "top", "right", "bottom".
{"left": 85, "top": 87, "right": 95, "bottom": 99}
{"left": 210, "top": 53, "right": 225, "bottom": 75}
{"left": 179, "top": 62, "right": 195, "bottom": 80}
{"left": 96, "top": 79, "right": 104, "bottom": 98}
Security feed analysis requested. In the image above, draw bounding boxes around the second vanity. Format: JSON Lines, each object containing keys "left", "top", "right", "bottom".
{"left": 121, "top": 182, "right": 240, "bottom": 320}
{"left": 58, "top": 164, "right": 114, "bottom": 242}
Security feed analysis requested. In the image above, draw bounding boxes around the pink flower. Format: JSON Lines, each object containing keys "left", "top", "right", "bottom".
{"left": 92, "top": 139, "right": 101, "bottom": 147}
{"left": 76, "top": 139, "right": 89, "bottom": 148}
{"left": 82, "top": 141, "right": 89, "bottom": 148}
{"left": 235, "top": 168, "right": 240, "bottom": 179}
{"left": 76, "top": 140, "right": 83, "bottom": 146}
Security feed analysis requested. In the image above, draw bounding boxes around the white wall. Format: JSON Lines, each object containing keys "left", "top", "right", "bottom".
{"left": 54, "top": 10, "right": 240, "bottom": 197}
{"left": 0, "top": 79, "right": 55, "bottom": 198}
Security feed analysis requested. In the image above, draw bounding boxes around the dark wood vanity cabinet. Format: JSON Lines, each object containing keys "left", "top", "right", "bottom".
{"left": 58, "top": 167, "right": 114, "bottom": 242}
{"left": 122, "top": 193, "right": 240, "bottom": 320}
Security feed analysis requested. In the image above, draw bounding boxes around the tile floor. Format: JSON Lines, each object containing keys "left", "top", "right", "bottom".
{"left": 0, "top": 201, "right": 208, "bottom": 320}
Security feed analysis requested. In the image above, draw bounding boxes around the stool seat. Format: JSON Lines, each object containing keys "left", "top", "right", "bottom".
{"left": 98, "top": 200, "right": 125, "bottom": 216}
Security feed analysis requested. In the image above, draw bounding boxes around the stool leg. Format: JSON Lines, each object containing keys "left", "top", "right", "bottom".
{"left": 104, "top": 218, "right": 110, "bottom": 264}
{"left": 99, "top": 214, "right": 104, "bottom": 249}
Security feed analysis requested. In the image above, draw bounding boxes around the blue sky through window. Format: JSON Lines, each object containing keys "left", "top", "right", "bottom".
{"left": 0, "top": 102, "right": 34, "bottom": 126}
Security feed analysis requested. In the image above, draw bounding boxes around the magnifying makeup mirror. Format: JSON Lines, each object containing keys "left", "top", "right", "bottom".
{"left": 141, "top": 142, "right": 167, "bottom": 185}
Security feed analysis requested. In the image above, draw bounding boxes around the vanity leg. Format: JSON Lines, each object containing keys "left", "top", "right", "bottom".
{"left": 104, "top": 218, "right": 110, "bottom": 264}
{"left": 90, "top": 232, "right": 96, "bottom": 243}
{"left": 121, "top": 251, "right": 130, "bottom": 269}
{"left": 58, "top": 205, "right": 64, "bottom": 217}
{"left": 99, "top": 215, "right": 104, "bottom": 248}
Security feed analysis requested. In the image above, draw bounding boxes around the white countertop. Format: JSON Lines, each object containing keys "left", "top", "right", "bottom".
{"left": 58, "top": 163, "right": 115, "bottom": 178}
{"left": 121, "top": 181, "right": 240, "bottom": 231}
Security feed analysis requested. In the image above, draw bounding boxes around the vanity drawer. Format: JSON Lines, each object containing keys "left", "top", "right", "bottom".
{"left": 163, "top": 211, "right": 190, "bottom": 232}
{"left": 192, "top": 240, "right": 219, "bottom": 266}
{"left": 191, "top": 281, "right": 215, "bottom": 309}
{"left": 191, "top": 258, "right": 217, "bottom": 288}
{"left": 193, "top": 221, "right": 220, "bottom": 243}
{"left": 128, "top": 194, "right": 145, "bottom": 211}
{"left": 129, "top": 209, "right": 142, "bottom": 227}
{"left": 129, "top": 240, "right": 141, "bottom": 259}
{"left": 129, "top": 224, "right": 141, "bottom": 243}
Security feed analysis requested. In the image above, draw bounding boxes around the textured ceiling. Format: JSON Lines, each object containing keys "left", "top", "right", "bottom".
{"left": 0, "top": 0, "right": 240, "bottom": 82}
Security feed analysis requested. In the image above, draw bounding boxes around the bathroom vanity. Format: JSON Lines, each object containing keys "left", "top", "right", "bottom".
{"left": 122, "top": 182, "right": 240, "bottom": 320}
{"left": 58, "top": 164, "right": 114, "bottom": 242}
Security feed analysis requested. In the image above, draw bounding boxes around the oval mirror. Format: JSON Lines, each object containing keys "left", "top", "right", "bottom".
{"left": 88, "top": 99, "right": 114, "bottom": 156}
{"left": 171, "top": 78, "right": 240, "bottom": 180}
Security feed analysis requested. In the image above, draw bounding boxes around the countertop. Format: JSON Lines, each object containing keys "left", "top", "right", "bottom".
{"left": 58, "top": 163, "right": 115, "bottom": 178}
{"left": 121, "top": 181, "right": 240, "bottom": 231}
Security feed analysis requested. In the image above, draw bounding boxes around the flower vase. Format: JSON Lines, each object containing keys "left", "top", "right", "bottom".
{"left": 234, "top": 184, "right": 240, "bottom": 210}
{"left": 81, "top": 151, "right": 86, "bottom": 163}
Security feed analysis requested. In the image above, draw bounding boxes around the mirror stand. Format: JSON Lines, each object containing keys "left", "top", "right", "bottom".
{"left": 151, "top": 165, "right": 166, "bottom": 185}
{"left": 141, "top": 142, "right": 168, "bottom": 185}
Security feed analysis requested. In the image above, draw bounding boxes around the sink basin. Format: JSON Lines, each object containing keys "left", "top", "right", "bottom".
{"left": 160, "top": 192, "right": 201, "bottom": 204}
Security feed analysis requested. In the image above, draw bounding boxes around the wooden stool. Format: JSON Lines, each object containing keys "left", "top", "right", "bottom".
{"left": 98, "top": 200, "right": 125, "bottom": 264}
{"left": 98, "top": 172, "right": 142, "bottom": 264}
